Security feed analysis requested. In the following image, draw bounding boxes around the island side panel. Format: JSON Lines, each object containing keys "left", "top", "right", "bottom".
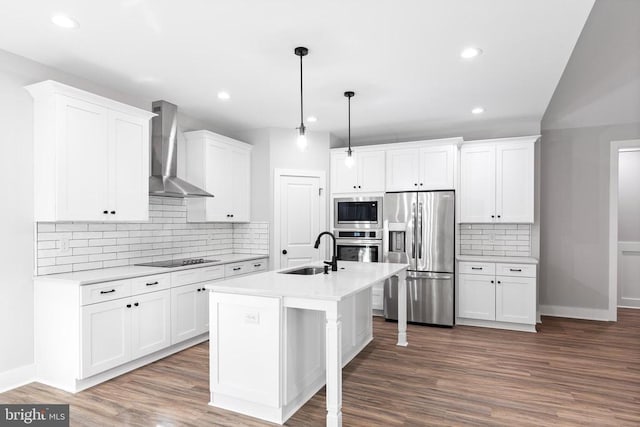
{"left": 209, "top": 292, "right": 285, "bottom": 424}
{"left": 397, "top": 270, "right": 408, "bottom": 346}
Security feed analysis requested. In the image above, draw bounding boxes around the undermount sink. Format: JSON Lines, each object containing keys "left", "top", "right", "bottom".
{"left": 280, "top": 266, "right": 325, "bottom": 275}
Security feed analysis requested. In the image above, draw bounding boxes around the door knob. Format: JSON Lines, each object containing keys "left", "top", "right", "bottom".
{"left": 282, "top": 249, "right": 288, "bottom": 255}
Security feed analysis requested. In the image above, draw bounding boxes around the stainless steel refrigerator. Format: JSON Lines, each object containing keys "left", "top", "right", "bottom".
{"left": 383, "top": 190, "right": 455, "bottom": 326}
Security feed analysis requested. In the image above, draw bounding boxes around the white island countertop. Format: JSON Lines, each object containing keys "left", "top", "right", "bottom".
{"left": 205, "top": 260, "right": 409, "bottom": 301}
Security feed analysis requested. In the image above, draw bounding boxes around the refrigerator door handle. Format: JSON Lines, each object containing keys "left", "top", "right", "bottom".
{"left": 417, "top": 201, "right": 423, "bottom": 259}
{"left": 411, "top": 202, "right": 416, "bottom": 259}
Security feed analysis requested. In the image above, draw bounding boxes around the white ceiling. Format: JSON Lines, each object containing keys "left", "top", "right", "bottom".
{"left": 0, "top": 0, "right": 594, "bottom": 144}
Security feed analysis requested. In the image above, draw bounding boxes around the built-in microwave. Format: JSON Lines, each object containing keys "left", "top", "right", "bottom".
{"left": 335, "top": 229, "right": 382, "bottom": 263}
{"left": 333, "top": 196, "right": 383, "bottom": 229}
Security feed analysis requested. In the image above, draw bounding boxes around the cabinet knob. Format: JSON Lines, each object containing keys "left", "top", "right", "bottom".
{"left": 103, "top": 210, "right": 108, "bottom": 214}
{"left": 126, "top": 304, "right": 132, "bottom": 308}
{"left": 358, "top": 185, "right": 361, "bottom": 189}
{"left": 491, "top": 280, "right": 494, "bottom": 284}
{"left": 497, "top": 281, "right": 501, "bottom": 284}
{"left": 282, "top": 249, "right": 287, "bottom": 255}
{"left": 497, "top": 215, "right": 501, "bottom": 218}
{"left": 134, "top": 302, "right": 139, "bottom": 307}
{"left": 353, "top": 185, "right": 356, "bottom": 189}
{"left": 110, "top": 211, "right": 116, "bottom": 215}
{"left": 420, "top": 183, "right": 423, "bottom": 186}
{"left": 414, "top": 183, "right": 418, "bottom": 186}
{"left": 230, "top": 214, "right": 234, "bottom": 218}
{"left": 491, "top": 215, "right": 495, "bottom": 218}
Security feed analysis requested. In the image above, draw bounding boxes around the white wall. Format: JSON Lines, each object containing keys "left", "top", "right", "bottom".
{"left": 618, "top": 150, "right": 640, "bottom": 241}
{"left": 539, "top": 0, "right": 640, "bottom": 314}
{"left": 0, "top": 48, "right": 221, "bottom": 387}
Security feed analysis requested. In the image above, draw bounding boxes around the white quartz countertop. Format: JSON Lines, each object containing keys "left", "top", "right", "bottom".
{"left": 456, "top": 255, "right": 539, "bottom": 265}
{"left": 34, "top": 254, "right": 268, "bottom": 285}
{"left": 205, "top": 261, "right": 409, "bottom": 301}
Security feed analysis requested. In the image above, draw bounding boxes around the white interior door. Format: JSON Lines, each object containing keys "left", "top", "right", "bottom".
{"left": 278, "top": 174, "right": 322, "bottom": 268}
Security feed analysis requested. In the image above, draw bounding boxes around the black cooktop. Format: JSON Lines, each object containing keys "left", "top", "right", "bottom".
{"left": 135, "top": 258, "right": 219, "bottom": 268}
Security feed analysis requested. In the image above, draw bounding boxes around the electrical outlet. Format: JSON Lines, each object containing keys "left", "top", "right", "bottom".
{"left": 59, "top": 238, "right": 71, "bottom": 255}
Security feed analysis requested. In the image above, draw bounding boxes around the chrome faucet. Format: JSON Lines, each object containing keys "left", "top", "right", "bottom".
{"left": 314, "top": 231, "right": 338, "bottom": 271}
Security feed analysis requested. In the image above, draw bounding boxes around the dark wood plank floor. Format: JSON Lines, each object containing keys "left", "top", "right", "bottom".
{"left": 2, "top": 309, "right": 639, "bottom": 426}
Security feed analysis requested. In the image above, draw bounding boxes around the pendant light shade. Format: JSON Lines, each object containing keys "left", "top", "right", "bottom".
{"left": 294, "top": 46, "right": 309, "bottom": 151}
{"left": 344, "top": 91, "right": 355, "bottom": 168}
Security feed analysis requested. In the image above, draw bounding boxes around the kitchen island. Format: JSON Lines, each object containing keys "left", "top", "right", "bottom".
{"left": 205, "top": 261, "right": 409, "bottom": 427}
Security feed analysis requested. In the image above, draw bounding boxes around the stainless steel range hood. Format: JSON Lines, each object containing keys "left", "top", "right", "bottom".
{"left": 149, "top": 100, "right": 213, "bottom": 198}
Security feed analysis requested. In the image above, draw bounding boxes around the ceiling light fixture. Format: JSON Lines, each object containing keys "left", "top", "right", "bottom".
{"left": 217, "top": 91, "right": 230, "bottom": 100}
{"left": 472, "top": 107, "right": 485, "bottom": 114}
{"left": 307, "top": 116, "right": 317, "bottom": 123}
{"left": 344, "top": 91, "right": 355, "bottom": 168}
{"left": 294, "top": 46, "right": 309, "bottom": 151}
{"left": 460, "top": 47, "right": 482, "bottom": 59}
{"left": 51, "top": 13, "right": 79, "bottom": 29}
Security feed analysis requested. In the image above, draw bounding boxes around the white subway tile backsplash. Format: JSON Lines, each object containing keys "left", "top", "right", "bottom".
{"left": 458, "top": 223, "right": 531, "bottom": 257}
{"left": 36, "top": 197, "right": 269, "bottom": 275}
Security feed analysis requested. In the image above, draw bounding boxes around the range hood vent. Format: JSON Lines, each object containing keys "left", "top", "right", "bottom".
{"left": 149, "top": 100, "right": 213, "bottom": 198}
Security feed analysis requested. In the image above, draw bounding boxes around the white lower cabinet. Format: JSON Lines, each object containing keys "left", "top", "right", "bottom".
{"left": 171, "top": 283, "right": 210, "bottom": 344}
{"left": 35, "top": 257, "right": 269, "bottom": 393}
{"left": 458, "top": 261, "right": 537, "bottom": 332}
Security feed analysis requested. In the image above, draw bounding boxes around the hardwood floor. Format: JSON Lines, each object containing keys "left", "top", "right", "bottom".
{"left": 2, "top": 309, "right": 639, "bottom": 426}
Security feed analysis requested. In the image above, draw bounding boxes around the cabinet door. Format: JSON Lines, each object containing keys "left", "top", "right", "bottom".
{"left": 204, "top": 142, "right": 232, "bottom": 221}
{"left": 231, "top": 148, "right": 251, "bottom": 222}
{"left": 496, "top": 142, "right": 534, "bottom": 223}
{"left": 81, "top": 298, "right": 131, "bottom": 378}
{"left": 458, "top": 274, "right": 495, "bottom": 320}
{"left": 331, "top": 151, "right": 359, "bottom": 193}
{"left": 357, "top": 150, "right": 385, "bottom": 192}
{"left": 495, "top": 276, "right": 536, "bottom": 324}
{"left": 109, "top": 110, "right": 150, "bottom": 221}
{"left": 419, "top": 145, "right": 455, "bottom": 190}
{"left": 56, "top": 95, "right": 109, "bottom": 221}
{"left": 171, "top": 283, "right": 201, "bottom": 344}
{"left": 460, "top": 145, "right": 496, "bottom": 223}
{"left": 131, "top": 290, "right": 171, "bottom": 359}
{"left": 197, "top": 287, "right": 210, "bottom": 335}
{"left": 385, "top": 148, "right": 420, "bottom": 191}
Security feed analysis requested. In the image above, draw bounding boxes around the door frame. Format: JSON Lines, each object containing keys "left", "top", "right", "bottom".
{"left": 273, "top": 169, "right": 327, "bottom": 269}
{"left": 608, "top": 139, "right": 640, "bottom": 320}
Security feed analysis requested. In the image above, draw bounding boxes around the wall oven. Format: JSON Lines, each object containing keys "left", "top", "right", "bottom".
{"left": 335, "top": 230, "right": 382, "bottom": 263}
{"left": 333, "top": 196, "right": 383, "bottom": 229}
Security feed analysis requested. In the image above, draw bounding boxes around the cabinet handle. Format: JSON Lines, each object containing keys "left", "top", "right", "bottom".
{"left": 134, "top": 302, "right": 139, "bottom": 307}
{"left": 254, "top": 264, "right": 261, "bottom": 267}
{"left": 100, "top": 289, "right": 116, "bottom": 294}
{"left": 509, "top": 268, "right": 522, "bottom": 272}
{"left": 110, "top": 211, "right": 116, "bottom": 215}
{"left": 126, "top": 304, "right": 132, "bottom": 308}
{"left": 233, "top": 267, "right": 241, "bottom": 271}
{"left": 103, "top": 210, "right": 108, "bottom": 214}
{"left": 471, "top": 267, "right": 483, "bottom": 270}
{"left": 146, "top": 281, "right": 159, "bottom": 286}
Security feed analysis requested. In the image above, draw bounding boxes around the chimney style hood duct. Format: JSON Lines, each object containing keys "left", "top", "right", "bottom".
{"left": 149, "top": 100, "right": 213, "bottom": 198}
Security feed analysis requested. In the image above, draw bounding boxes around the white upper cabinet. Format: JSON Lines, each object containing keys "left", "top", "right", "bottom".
{"left": 460, "top": 136, "right": 537, "bottom": 223}
{"left": 460, "top": 144, "right": 496, "bottom": 222}
{"left": 386, "top": 142, "right": 457, "bottom": 192}
{"left": 419, "top": 145, "right": 456, "bottom": 190}
{"left": 185, "top": 130, "right": 252, "bottom": 222}
{"left": 385, "top": 148, "right": 420, "bottom": 191}
{"left": 331, "top": 150, "right": 385, "bottom": 193}
{"left": 26, "top": 81, "right": 154, "bottom": 222}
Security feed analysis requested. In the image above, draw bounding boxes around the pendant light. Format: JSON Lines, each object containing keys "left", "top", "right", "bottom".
{"left": 344, "top": 91, "right": 355, "bottom": 168}
{"left": 294, "top": 46, "right": 309, "bottom": 151}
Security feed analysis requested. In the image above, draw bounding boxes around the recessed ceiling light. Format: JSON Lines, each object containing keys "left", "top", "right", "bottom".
{"left": 307, "top": 116, "right": 317, "bottom": 123}
{"left": 51, "top": 14, "right": 79, "bottom": 29}
{"left": 460, "top": 47, "right": 482, "bottom": 59}
{"left": 472, "top": 107, "right": 485, "bottom": 115}
{"left": 217, "top": 91, "right": 230, "bottom": 100}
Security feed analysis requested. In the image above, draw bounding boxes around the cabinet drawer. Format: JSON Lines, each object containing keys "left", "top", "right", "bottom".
{"left": 458, "top": 262, "right": 495, "bottom": 276}
{"left": 225, "top": 262, "right": 250, "bottom": 277}
{"left": 131, "top": 274, "right": 171, "bottom": 295}
{"left": 496, "top": 263, "right": 536, "bottom": 278}
{"left": 249, "top": 259, "right": 267, "bottom": 273}
{"left": 198, "top": 266, "right": 225, "bottom": 282}
{"left": 171, "top": 266, "right": 224, "bottom": 286}
{"left": 82, "top": 280, "right": 131, "bottom": 305}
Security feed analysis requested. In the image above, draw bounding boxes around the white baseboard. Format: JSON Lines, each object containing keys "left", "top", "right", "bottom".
{"left": 0, "top": 363, "right": 36, "bottom": 393}
{"left": 539, "top": 305, "right": 612, "bottom": 321}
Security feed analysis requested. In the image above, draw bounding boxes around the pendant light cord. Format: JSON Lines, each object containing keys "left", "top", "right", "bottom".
{"left": 299, "top": 54, "right": 304, "bottom": 131}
